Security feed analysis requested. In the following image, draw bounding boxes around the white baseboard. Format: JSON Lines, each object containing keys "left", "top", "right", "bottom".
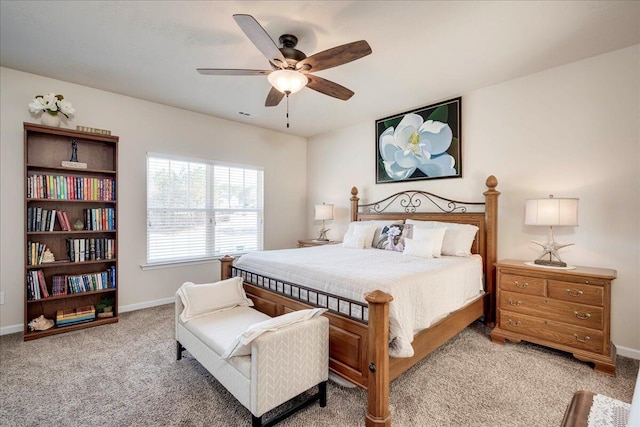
{"left": 617, "top": 344, "right": 640, "bottom": 360}
{"left": 0, "top": 297, "right": 175, "bottom": 337}
{"left": 118, "top": 296, "right": 174, "bottom": 313}
{"left": 0, "top": 323, "right": 23, "bottom": 336}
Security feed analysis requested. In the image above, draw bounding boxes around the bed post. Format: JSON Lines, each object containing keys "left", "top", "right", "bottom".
{"left": 483, "top": 175, "right": 500, "bottom": 327}
{"left": 365, "top": 290, "right": 393, "bottom": 427}
{"left": 351, "top": 187, "right": 359, "bottom": 222}
{"left": 220, "top": 255, "right": 234, "bottom": 280}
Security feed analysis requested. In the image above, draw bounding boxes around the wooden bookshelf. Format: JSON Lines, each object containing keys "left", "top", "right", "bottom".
{"left": 23, "top": 123, "right": 119, "bottom": 341}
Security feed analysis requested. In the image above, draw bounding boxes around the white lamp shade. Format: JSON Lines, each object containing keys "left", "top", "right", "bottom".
{"left": 525, "top": 197, "right": 579, "bottom": 226}
{"left": 314, "top": 204, "right": 334, "bottom": 221}
{"left": 267, "top": 69, "right": 308, "bottom": 94}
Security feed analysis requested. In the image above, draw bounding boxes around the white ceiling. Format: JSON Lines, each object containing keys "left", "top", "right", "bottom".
{"left": 1, "top": 1, "right": 639, "bottom": 138}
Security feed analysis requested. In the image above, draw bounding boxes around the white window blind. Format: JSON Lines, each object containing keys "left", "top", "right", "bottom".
{"left": 146, "top": 153, "right": 263, "bottom": 264}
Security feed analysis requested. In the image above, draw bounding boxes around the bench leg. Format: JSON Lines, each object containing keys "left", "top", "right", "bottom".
{"left": 176, "top": 341, "right": 184, "bottom": 360}
{"left": 252, "top": 415, "right": 262, "bottom": 427}
{"left": 319, "top": 381, "right": 327, "bottom": 407}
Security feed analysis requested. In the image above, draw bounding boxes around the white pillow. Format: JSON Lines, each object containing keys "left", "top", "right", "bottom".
{"left": 412, "top": 227, "right": 446, "bottom": 257}
{"left": 222, "top": 308, "right": 327, "bottom": 358}
{"left": 402, "top": 238, "right": 434, "bottom": 258}
{"left": 177, "top": 276, "right": 253, "bottom": 323}
{"left": 342, "top": 233, "right": 367, "bottom": 249}
{"left": 343, "top": 221, "right": 378, "bottom": 249}
{"left": 406, "top": 219, "right": 479, "bottom": 257}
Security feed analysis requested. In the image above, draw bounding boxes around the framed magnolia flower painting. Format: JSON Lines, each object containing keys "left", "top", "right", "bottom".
{"left": 376, "top": 97, "right": 461, "bottom": 183}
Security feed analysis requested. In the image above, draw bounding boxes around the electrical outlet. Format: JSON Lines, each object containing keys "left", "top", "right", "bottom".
{"left": 0, "top": 291, "right": 4, "bottom": 305}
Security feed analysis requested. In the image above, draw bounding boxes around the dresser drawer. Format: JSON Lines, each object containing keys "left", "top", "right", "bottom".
{"left": 548, "top": 280, "right": 604, "bottom": 306}
{"left": 499, "top": 273, "right": 545, "bottom": 296}
{"left": 499, "top": 311, "right": 604, "bottom": 353}
{"left": 499, "top": 291, "right": 603, "bottom": 329}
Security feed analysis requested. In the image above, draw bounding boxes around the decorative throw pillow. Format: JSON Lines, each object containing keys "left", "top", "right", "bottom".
{"left": 221, "top": 308, "right": 327, "bottom": 359}
{"left": 177, "top": 276, "right": 253, "bottom": 323}
{"left": 372, "top": 220, "right": 404, "bottom": 245}
{"left": 412, "top": 227, "right": 446, "bottom": 257}
{"left": 402, "top": 238, "right": 434, "bottom": 258}
{"left": 375, "top": 224, "right": 412, "bottom": 252}
{"left": 406, "top": 219, "right": 479, "bottom": 257}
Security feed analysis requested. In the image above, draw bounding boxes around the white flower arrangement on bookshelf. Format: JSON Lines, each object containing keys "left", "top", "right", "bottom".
{"left": 28, "top": 93, "right": 76, "bottom": 118}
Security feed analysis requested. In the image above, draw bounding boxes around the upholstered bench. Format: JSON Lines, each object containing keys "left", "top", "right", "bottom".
{"left": 175, "top": 277, "right": 329, "bottom": 427}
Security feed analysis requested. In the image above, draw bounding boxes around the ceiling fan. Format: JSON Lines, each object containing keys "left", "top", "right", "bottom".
{"left": 197, "top": 14, "right": 372, "bottom": 123}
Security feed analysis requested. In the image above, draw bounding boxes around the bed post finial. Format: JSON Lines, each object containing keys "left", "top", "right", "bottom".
{"left": 483, "top": 175, "right": 500, "bottom": 326}
{"left": 351, "top": 187, "right": 359, "bottom": 223}
{"left": 486, "top": 175, "right": 498, "bottom": 190}
{"left": 220, "top": 255, "right": 235, "bottom": 280}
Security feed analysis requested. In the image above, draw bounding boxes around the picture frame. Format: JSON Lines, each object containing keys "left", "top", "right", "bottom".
{"left": 376, "top": 96, "right": 461, "bottom": 183}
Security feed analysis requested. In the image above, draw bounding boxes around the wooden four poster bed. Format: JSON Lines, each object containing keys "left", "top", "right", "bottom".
{"left": 220, "top": 175, "right": 500, "bottom": 426}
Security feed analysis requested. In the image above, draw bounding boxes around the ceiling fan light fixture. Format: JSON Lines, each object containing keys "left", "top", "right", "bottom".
{"left": 267, "top": 69, "right": 308, "bottom": 94}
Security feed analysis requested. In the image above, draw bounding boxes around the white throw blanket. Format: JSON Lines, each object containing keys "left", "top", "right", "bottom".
{"left": 235, "top": 246, "right": 483, "bottom": 357}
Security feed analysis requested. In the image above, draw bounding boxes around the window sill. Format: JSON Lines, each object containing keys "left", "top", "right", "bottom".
{"left": 141, "top": 256, "right": 226, "bottom": 271}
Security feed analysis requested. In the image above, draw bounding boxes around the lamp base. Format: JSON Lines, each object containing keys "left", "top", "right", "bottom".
{"left": 534, "top": 259, "right": 567, "bottom": 268}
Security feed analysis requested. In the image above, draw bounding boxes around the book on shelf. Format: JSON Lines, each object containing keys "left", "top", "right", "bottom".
{"left": 26, "top": 269, "right": 49, "bottom": 300}
{"left": 56, "top": 305, "right": 95, "bottom": 327}
{"left": 26, "top": 241, "right": 47, "bottom": 265}
{"left": 27, "top": 174, "right": 115, "bottom": 201}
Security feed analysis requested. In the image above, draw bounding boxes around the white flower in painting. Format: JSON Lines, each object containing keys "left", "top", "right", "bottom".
{"left": 28, "top": 92, "right": 75, "bottom": 118}
{"left": 379, "top": 113, "right": 456, "bottom": 180}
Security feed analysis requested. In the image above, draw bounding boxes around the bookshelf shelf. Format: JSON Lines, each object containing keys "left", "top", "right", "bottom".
{"left": 26, "top": 259, "right": 118, "bottom": 269}
{"left": 27, "top": 287, "right": 116, "bottom": 304}
{"left": 23, "top": 316, "right": 118, "bottom": 341}
{"left": 23, "top": 122, "right": 119, "bottom": 340}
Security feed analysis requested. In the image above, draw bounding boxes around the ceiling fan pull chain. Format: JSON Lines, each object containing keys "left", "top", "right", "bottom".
{"left": 286, "top": 91, "right": 290, "bottom": 128}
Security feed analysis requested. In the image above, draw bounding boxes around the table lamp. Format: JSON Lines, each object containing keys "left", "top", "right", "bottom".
{"left": 524, "top": 195, "right": 579, "bottom": 267}
{"left": 314, "top": 203, "right": 334, "bottom": 241}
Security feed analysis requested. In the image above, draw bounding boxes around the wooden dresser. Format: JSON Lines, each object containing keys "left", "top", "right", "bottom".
{"left": 491, "top": 259, "right": 617, "bottom": 375}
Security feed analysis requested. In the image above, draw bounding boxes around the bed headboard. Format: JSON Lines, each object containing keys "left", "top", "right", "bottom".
{"left": 350, "top": 175, "right": 500, "bottom": 325}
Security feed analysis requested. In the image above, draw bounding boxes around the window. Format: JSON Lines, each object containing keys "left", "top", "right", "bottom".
{"left": 146, "top": 153, "right": 263, "bottom": 265}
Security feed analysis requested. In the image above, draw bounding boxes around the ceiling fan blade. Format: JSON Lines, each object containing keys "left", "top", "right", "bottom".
{"left": 297, "top": 40, "right": 371, "bottom": 73}
{"left": 265, "top": 86, "right": 285, "bottom": 107}
{"left": 306, "top": 75, "right": 354, "bottom": 100}
{"left": 197, "top": 68, "right": 270, "bottom": 76}
{"left": 233, "top": 14, "right": 287, "bottom": 68}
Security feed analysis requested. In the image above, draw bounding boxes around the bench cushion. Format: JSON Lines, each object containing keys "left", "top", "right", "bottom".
{"left": 182, "top": 306, "right": 270, "bottom": 355}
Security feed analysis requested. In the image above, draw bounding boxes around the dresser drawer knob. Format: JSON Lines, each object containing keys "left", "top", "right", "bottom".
{"left": 508, "top": 299, "right": 522, "bottom": 306}
{"left": 573, "top": 334, "right": 591, "bottom": 343}
{"left": 574, "top": 311, "right": 591, "bottom": 320}
{"left": 566, "top": 289, "right": 583, "bottom": 297}
{"left": 507, "top": 319, "right": 521, "bottom": 327}
{"left": 514, "top": 281, "right": 528, "bottom": 289}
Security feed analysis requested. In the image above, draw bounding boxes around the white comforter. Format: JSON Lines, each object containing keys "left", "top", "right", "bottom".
{"left": 235, "top": 246, "right": 484, "bottom": 357}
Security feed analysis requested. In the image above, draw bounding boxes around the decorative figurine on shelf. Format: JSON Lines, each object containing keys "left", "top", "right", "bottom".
{"left": 73, "top": 219, "right": 84, "bottom": 230}
{"left": 70, "top": 139, "right": 78, "bottom": 162}
{"left": 61, "top": 139, "right": 87, "bottom": 169}
{"left": 41, "top": 248, "right": 55, "bottom": 263}
{"left": 27, "top": 315, "right": 54, "bottom": 331}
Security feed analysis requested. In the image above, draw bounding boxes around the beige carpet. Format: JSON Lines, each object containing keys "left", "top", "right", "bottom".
{"left": 0, "top": 304, "right": 637, "bottom": 426}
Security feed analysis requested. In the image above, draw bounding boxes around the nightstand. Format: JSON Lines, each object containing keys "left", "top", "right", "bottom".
{"left": 297, "top": 239, "right": 340, "bottom": 248}
{"left": 490, "top": 259, "right": 617, "bottom": 376}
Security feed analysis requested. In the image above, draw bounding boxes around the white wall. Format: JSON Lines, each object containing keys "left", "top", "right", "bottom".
{"left": 307, "top": 45, "right": 640, "bottom": 356}
{"left": 0, "top": 67, "right": 307, "bottom": 332}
